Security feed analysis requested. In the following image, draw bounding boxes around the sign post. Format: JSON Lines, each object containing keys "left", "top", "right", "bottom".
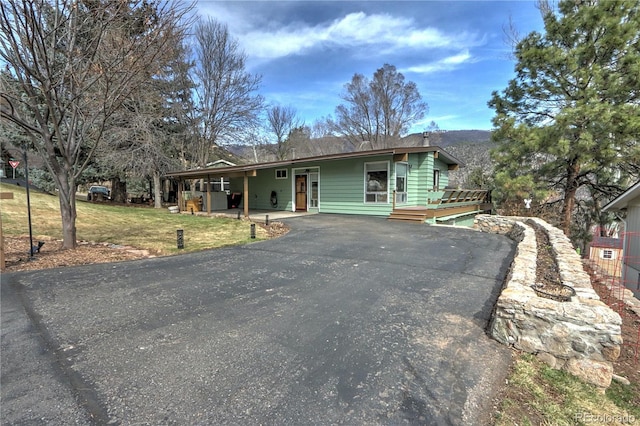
{"left": 9, "top": 160, "right": 19, "bottom": 179}
{"left": 22, "top": 150, "right": 34, "bottom": 260}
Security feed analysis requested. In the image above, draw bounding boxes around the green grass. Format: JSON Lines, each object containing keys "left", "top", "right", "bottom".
{"left": 607, "top": 380, "right": 640, "bottom": 419}
{"left": 0, "top": 183, "right": 269, "bottom": 254}
{"left": 495, "top": 353, "right": 638, "bottom": 426}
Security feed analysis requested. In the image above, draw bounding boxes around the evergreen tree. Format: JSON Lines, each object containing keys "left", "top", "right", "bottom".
{"left": 101, "top": 39, "right": 195, "bottom": 207}
{"left": 489, "top": 0, "right": 640, "bottom": 235}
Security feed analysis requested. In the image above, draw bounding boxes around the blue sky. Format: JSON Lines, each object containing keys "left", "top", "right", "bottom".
{"left": 195, "top": 1, "right": 545, "bottom": 132}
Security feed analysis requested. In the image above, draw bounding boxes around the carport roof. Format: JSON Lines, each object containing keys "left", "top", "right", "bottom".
{"left": 165, "top": 146, "right": 462, "bottom": 180}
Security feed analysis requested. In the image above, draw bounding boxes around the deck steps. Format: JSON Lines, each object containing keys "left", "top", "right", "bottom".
{"left": 387, "top": 208, "right": 429, "bottom": 223}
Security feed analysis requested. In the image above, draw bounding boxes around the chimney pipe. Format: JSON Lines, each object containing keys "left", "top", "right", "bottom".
{"left": 422, "top": 131, "right": 430, "bottom": 147}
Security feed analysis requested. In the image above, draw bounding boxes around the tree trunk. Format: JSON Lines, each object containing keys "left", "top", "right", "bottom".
{"left": 59, "top": 200, "right": 77, "bottom": 249}
{"left": 56, "top": 172, "right": 77, "bottom": 249}
{"left": 561, "top": 161, "right": 580, "bottom": 235}
{"left": 111, "top": 177, "right": 127, "bottom": 203}
{"left": 153, "top": 172, "right": 163, "bottom": 208}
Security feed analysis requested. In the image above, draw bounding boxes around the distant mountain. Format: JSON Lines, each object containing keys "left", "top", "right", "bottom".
{"left": 402, "top": 130, "right": 492, "bottom": 148}
{"left": 223, "top": 130, "right": 494, "bottom": 168}
{"left": 437, "top": 130, "right": 492, "bottom": 147}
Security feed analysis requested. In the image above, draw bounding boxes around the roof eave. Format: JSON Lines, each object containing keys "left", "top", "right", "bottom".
{"left": 164, "top": 146, "right": 461, "bottom": 179}
{"left": 602, "top": 180, "right": 640, "bottom": 212}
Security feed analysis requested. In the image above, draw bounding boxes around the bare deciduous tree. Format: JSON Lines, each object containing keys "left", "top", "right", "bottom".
{"left": 332, "top": 64, "right": 428, "bottom": 150}
{"left": 265, "top": 104, "right": 302, "bottom": 160}
{"left": 191, "top": 18, "right": 263, "bottom": 167}
{"left": 0, "top": 0, "right": 190, "bottom": 248}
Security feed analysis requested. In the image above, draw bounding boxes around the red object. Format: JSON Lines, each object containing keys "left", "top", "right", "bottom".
{"left": 9, "top": 161, "right": 19, "bottom": 169}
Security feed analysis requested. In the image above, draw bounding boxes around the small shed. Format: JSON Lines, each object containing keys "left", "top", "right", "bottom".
{"left": 588, "top": 236, "right": 624, "bottom": 278}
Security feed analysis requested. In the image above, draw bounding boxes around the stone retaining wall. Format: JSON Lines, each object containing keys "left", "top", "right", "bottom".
{"left": 474, "top": 215, "right": 622, "bottom": 388}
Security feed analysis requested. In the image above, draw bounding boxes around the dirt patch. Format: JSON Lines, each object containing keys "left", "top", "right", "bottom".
{"left": 257, "top": 221, "right": 290, "bottom": 239}
{"left": 531, "top": 222, "right": 575, "bottom": 302}
{"left": 1, "top": 237, "right": 151, "bottom": 272}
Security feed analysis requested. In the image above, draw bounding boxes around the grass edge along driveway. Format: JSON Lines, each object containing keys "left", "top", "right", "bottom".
{"left": 0, "top": 183, "right": 268, "bottom": 255}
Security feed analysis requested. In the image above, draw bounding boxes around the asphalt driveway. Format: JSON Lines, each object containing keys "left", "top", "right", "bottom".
{"left": 2, "top": 215, "right": 516, "bottom": 425}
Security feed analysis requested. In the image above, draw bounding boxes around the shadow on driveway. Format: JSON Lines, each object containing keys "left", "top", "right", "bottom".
{"left": 2, "top": 215, "right": 516, "bottom": 425}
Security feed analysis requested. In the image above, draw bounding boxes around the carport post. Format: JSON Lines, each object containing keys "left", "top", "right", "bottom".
{"left": 206, "top": 174, "right": 211, "bottom": 214}
{"left": 177, "top": 180, "right": 184, "bottom": 212}
{"left": 243, "top": 172, "right": 249, "bottom": 218}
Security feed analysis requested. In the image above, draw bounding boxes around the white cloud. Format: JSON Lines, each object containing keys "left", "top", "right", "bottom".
{"left": 199, "top": 8, "right": 481, "bottom": 60}
{"left": 402, "top": 50, "right": 474, "bottom": 74}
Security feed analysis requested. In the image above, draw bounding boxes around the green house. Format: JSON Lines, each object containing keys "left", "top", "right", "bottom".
{"left": 166, "top": 147, "right": 491, "bottom": 226}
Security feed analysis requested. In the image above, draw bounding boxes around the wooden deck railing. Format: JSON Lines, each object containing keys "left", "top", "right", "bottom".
{"left": 439, "top": 189, "right": 489, "bottom": 204}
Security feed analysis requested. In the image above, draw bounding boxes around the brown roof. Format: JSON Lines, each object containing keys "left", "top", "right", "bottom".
{"left": 165, "top": 146, "right": 462, "bottom": 180}
{"left": 590, "top": 236, "right": 624, "bottom": 249}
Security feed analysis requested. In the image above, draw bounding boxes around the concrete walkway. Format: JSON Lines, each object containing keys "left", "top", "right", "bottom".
{"left": 1, "top": 215, "right": 516, "bottom": 425}
{"left": 186, "top": 207, "right": 317, "bottom": 221}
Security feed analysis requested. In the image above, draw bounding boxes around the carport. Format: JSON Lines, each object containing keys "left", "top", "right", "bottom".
{"left": 166, "top": 166, "right": 257, "bottom": 218}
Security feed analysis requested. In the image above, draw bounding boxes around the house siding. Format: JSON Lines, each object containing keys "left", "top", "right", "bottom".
{"left": 320, "top": 155, "right": 393, "bottom": 216}
{"left": 408, "top": 153, "right": 429, "bottom": 205}
{"left": 229, "top": 168, "right": 294, "bottom": 211}
{"left": 438, "top": 214, "right": 477, "bottom": 227}
{"left": 623, "top": 264, "right": 640, "bottom": 298}
{"left": 626, "top": 203, "right": 640, "bottom": 270}
{"left": 623, "top": 201, "right": 640, "bottom": 298}
{"left": 222, "top": 151, "right": 453, "bottom": 216}
{"left": 434, "top": 158, "right": 450, "bottom": 189}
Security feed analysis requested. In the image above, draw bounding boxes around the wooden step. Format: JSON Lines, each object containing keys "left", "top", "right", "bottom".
{"left": 387, "top": 209, "right": 429, "bottom": 223}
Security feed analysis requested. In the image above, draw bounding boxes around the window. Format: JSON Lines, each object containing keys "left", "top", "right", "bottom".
{"left": 433, "top": 169, "right": 440, "bottom": 190}
{"left": 275, "top": 169, "right": 288, "bottom": 179}
{"left": 309, "top": 172, "right": 319, "bottom": 207}
{"left": 212, "top": 178, "right": 229, "bottom": 192}
{"left": 395, "top": 163, "right": 408, "bottom": 204}
{"left": 601, "top": 249, "right": 615, "bottom": 260}
{"left": 365, "top": 162, "right": 389, "bottom": 203}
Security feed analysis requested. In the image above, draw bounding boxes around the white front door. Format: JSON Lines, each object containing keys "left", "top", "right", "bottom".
{"left": 395, "top": 163, "right": 408, "bottom": 204}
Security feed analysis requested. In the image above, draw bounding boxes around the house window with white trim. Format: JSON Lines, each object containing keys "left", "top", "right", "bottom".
{"left": 275, "top": 169, "right": 288, "bottom": 179}
{"left": 433, "top": 169, "right": 440, "bottom": 191}
{"left": 365, "top": 162, "right": 389, "bottom": 203}
{"left": 601, "top": 249, "right": 615, "bottom": 260}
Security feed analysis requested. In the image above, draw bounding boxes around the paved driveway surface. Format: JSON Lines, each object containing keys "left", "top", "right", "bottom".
{"left": 2, "top": 215, "right": 515, "bottom": 425}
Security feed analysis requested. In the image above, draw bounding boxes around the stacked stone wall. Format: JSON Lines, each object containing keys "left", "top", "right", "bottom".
{"left": 474, "top": 215, "right": 622, "bottom": 389}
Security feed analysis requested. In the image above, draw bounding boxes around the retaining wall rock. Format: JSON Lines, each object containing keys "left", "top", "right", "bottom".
{"left": 474, "top": 215, "right": 622, "bottom": 389}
